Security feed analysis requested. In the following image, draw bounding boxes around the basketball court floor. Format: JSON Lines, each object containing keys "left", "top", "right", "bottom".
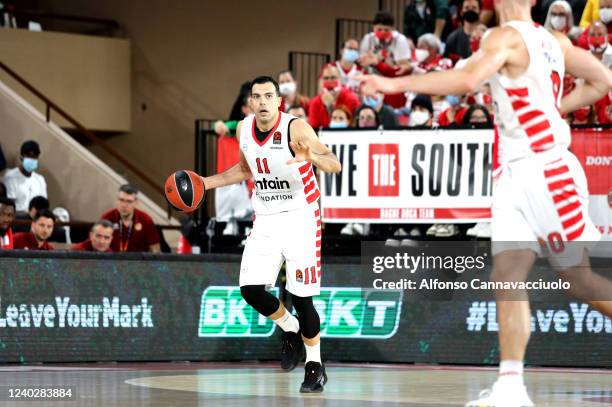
{"left": 0, "top": 362, "right": 609, "bottom": 406}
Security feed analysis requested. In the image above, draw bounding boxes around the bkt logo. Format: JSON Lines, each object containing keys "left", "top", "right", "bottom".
{"left": 198, "top": 286, "right": 402, "bottom": 339}
{"left": 255, "top": 177, "right": 290, "bottom": 190}
{"left": 198, "top": 286, "right": 279, "bottom": 337}
{"left": 369, "top": 144, "right": 399, "bottom": 196}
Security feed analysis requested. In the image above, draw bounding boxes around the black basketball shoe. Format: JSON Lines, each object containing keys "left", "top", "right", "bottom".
{"left": 299, "top": 361, "right": 327, "bottom": 393}
{"left": 280, "top": 330, "right": 304, "bottom": 371}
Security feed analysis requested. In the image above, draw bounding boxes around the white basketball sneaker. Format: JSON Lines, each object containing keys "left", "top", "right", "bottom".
{"left": 465, "top": 377, "right": 534, "bottom": 407}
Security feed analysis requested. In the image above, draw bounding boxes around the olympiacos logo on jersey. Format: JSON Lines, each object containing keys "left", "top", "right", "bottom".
{"left": 369, "top": 144, "right": 400, "bottom": 196}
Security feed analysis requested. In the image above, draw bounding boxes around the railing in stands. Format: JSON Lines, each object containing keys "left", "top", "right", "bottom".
{"left": 0, "top": 61, "right": 165, "bottom": 203}
{"left": 334, "top": 19, "right": 372, "bottom": 59}
{"left": 378, "top": 0, "right": 411, "bottom": 30}
{"left": 288, "top": 51, "right": 331, "bottom": 98}
{"left": 0, "top": 6, "right": 120, "bottom": 36}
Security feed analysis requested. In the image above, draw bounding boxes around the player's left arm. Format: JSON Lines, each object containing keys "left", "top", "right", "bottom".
{"left": 287, "top": 119, "right": 342, "bottom": 173}
{"left": 555, "top": 31, "right": 612, "bottom": 114}
{"left": 357, "top": 27, "right": 512, "bottom": 96}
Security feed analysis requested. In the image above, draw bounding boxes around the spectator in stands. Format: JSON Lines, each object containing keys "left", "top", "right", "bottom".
{"left": 228, "top": 81, "right": 252, "bottom": 121}
{"left": 358, "top": 89, "right": 398, "bottom": 128}
{"left": 13, "top": 209, "right": 55, "bottom": 250}
{"left": 438, "top": 95, "right": 468, "bottom": 126}
{"left": 329, "top": 106, "right": 352, "bottom": 128}
{"left": 579, "top": 0, "right": 612, "bottom": 28}
{"left": 409, "top": 94, "right": 435, "bottom": 127}
{"left": 359, "top": 11, "right": 413, "bottom": 108}
{"left": 545, "top": 1, "right": 577, "bottom": 35}
{"left": 213, "top": 95, "right": 253, "bottom": 137}
{"left": 403, "top": 0, "right": 450, "bottom": 43}
{"left": 570, "top": 106, "right": 595, "bottom": 123}
{"left": 355, "top": 106, "right": 380, "bottom": 128}
{"left": 334, "top": 38, "right": 364, "bottom": 94}
{"left": 101, "top": 184, "right": 160, "bottom": 253}
{"left": 13, "top": 195, "right": 50, "bottom": 233}
{"left": 414, "top": 33, "right": 453, "bottom": 74}
{"left": 308, "top": 64, "right": 360, "bottom": 129}
{"left": 444, "top": 0, "right": 482, "bottom": 63}
{"left": 72, "top": 219, "right": 113, "bottom": 252}
{"left": 578, "top": 2, "right": 612, "bottom": 48}
{"left": 0, "top": 197, "right": 15, "bottom": 249}
{"left": 463, "top": 104, "right": 493, "bottom": 126}
{"left": 288, "top": 105, "right": 308, "bottom": 120}
{"left": 2, "top": 140, "right": 47, "bottom": 213}
{"left": 278, "top": 70, "right": 309, "bottom": 112}
{"left": 586, "top": 20, "right": 612, "bottom": 67}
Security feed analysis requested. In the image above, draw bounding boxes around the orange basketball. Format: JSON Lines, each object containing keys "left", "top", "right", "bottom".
{"left": 165, "top": 170, "right": 205, "bottom": 212}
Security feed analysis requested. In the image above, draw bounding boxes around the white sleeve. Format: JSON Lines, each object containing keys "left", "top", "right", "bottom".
{"left": 359, "top": 34, "right": 371, "bottom": 55}
{"left": 3, "top": 175, "right": 16, "bottom": 199}
{"left": 393, "top": 34, "right": 412, "bottom": 62}
{"left": 40, "top": 175, "right": 48, "bottom": 198}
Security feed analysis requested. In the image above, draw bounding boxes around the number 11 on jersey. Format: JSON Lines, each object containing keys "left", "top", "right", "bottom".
{"left": 255, "top": 158, "right": 270, "bottom": 174}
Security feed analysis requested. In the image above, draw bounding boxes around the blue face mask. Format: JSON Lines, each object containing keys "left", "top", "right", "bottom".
{"left": 22, "top": 157, "right": 38, "bottom": 173}
{"left": 342, "top": 48, "right": 360, "bottom": 63}
{"left": 364, "top": 95, "right": 382, "bottom": 108}
{"left": 446, "top": 95, "right": 461, "bottom": 106}
{"left": 329, "top": 121, "right": 348, "bottom": 129}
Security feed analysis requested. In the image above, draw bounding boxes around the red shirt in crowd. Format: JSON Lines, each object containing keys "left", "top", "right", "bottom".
{"left": 594, "top": 93, "right": 611, "bottom": 124}
{"left": 307, "top": 87, "right": 360, "bottom": 129}
{"left": 13, "top": 232, "right": 54, "bottom": 250}
{"left": 101, "top": 208, "right": 160, "bottom": 252}
{"left": 438, "top": 107, "right": 468, "bottom": 127}
{"left": 1, "top": 227, "right": 13, "bottom": 249}
{"left": 71, "top": 239, "right": 112, "bottom": 252}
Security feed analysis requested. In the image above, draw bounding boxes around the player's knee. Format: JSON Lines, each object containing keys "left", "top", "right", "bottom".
{"left": 240, "top": 285, "right": 280, "bottom": 317}
{"left": 292, "top": 295, "right": 320, "bottom": 339}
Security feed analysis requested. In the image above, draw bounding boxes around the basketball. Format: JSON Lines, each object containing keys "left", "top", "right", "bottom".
{"left": 165, "top": 170, "right": 205, "bottom": 212}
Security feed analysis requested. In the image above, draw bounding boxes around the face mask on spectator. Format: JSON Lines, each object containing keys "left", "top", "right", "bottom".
{"left": 342, "top": 48, "right": 360, "bottom": 63}
{"left": 279, "top": 82, "right": 296, "bottom": 96}
{"left": 364, "top": 95, "right": 382, "bottom": 109}
{"left": 462, "top": 10, "right": 480, "bottom": 23}
{"left": 550, "top": 16, "right": 567, "bottom": 31}
{"left": 323, "top": 79, "right": 340, "bottom": 92}
{"left": 416, "top": 1, "right": 427, "bottom": 18}
{"left": 22, "top": 157, "right": 38, "bottom": 173}
{"left": 446, "top": 95, "right": 461, "bottom": 106}
{"left": 375, "top": 30, "right": 392, "bottom": 43}
{"left": 415, "top": 48, "right": 430, "bottom": 63}
{"left": 329, "top": 121, "right": 348, "bottom": 129}
{"left": 588, "top": 35, "right": 608, "bottom": 53}
{"left": 409, "top": 110, "right": 431, "bottom": 126}
{"left": 600, "top": 8, "right": 612, "bottom": 24}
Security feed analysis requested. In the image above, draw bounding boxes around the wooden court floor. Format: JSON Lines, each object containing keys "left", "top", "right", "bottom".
{"left": 0, "top": 362, "right": 609, "bottom": 406}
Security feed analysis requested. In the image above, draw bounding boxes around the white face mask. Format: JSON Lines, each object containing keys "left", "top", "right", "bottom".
{"left": 279, "top": 82, "right": 296, "bottom": 96}
{"left": 409, "top": 110, "right": 431, "bottom": 126}
{"left": 415, "top": 48, "right": 430, "bottom": 63}
{"left": 600, "top": 8, "right": 612, "bottom": 24}
{"left": 550, "top": 15, "right": 567, "bottom": 31}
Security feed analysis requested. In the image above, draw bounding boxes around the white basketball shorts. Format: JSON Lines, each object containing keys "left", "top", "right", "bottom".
{"left": 492, "top": 148, "right": 601, "bottom": 269}
{"left": 239, "top": 203, "right": 322, "bottom": 297}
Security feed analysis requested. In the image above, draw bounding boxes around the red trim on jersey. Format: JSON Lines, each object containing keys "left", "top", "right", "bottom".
{"left": 557, "top": 200, "right": 581, "bottom": 217}
{"left": 251, "top": 112, "right": 283, "bottom": 147}
{"left": 306, "top": 189, "right": 320, "bottom": 204}
{"left": 525, "top": 120, "right": 551, "bottom": 137}
{"left": 562, "top": 212, "right": 583, "bottom": 229}
{"left": 505, "top": 88, "right": 529, "bottom": 97}
{"left": 552, "top": 189, "right": 578, "bottom": 204}
{"left": 511, "top": 100, "right": 530, "bottom": 110}
{"left": 548, "top": 178, "right": 574, "bottom": 191}
{"left": 531, "top": 135, "right": 555, "bottom": 150}
{"left": 566, "top": 224, "right": 585, "bottom": 241}
{"left": 298, "top": 163, "right": 311, "bottom": 174}
{"left": 517, "top": 110, "right": 544, "bottom": 125}
{"left": 304, "top": 181, "right": 316, "bottom": 194}
{"left": 544, "top": 165, "right": 569, "bottom": 178}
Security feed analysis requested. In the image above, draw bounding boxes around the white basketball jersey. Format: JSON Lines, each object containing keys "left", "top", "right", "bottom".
{"left": 240, "top": 112, "right": 320, "bottom": 215}
{"left": 489, "top": 21, "right": 570, "bottom": 165}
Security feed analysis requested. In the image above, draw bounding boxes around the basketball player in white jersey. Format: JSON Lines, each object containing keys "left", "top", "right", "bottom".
{"left": 201, "top": 76, "right": 341, "bottom": 393}
{"left": 358, "top": 0, "right": 612, "bottom": 406}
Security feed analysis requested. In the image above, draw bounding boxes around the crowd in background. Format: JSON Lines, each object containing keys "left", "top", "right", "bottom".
{"left": 212, "top": 0, "right": 611, "bottom": 240}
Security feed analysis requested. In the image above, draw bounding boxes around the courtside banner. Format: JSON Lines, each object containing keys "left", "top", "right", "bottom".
{"left": 319, "top": 129, "right": 495, "bottom": 223}
{"left": 571, "top": 128, "right": 612, "bottom": 242}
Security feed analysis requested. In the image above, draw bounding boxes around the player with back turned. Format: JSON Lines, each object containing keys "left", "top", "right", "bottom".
{"left": 359, "top": 0, "right": 612, "bottom": 406}
{"left": 201, "top": 76, "right": 341, "bottom": 393}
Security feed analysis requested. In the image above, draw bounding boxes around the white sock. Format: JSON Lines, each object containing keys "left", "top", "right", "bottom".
{"left": 305, "top": 341, "right": 321, "bottom": 364}
{"left": 273, "top": 309, "right": 299, "bottom": 333}
{"left": 499, "top": 360, "right": 524, "bottom": 383}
